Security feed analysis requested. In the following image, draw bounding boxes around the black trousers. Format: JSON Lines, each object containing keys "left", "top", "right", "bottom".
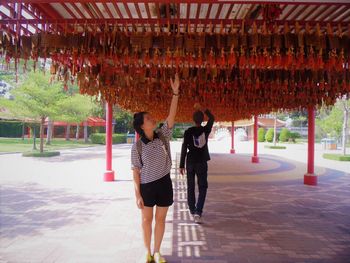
{"left": 186, "top": 161, "right": 208, "bottom": 216}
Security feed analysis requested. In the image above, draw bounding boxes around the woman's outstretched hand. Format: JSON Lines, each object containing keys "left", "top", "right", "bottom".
{"left": 170, "top": 73, "right": 180, "bottom": 95}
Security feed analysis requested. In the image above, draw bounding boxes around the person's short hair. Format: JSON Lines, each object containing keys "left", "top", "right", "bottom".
{"left": 193, "top": 110, "right": 204, "bottom": 125}
{"left": 133, "top": 112, "right": 148, "bottom": 137}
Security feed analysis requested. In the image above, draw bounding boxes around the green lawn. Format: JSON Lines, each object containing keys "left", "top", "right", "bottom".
{"left": 0, "top": 138, "right": 96, "bottom": 153}
{"left": 323, "top": 153, "right": 350, "bottom": 162}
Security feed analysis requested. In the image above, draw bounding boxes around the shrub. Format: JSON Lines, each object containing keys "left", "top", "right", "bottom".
{"left": 265, "top": 128, "right": 274, "bottom": 142}
{"left": 172, "top": 127, "right": 184, "bottom": 138}
{"left": 279, "top": 128, "right": 291, "bottom": 142}
{"left": 258, "top": 128, "right": 265, "bottom": 142}
{"left": 288, "top": 132, "right": 301, "bottom": 143}
{"left": 90, "top": 133, "right": 126, "bottom": 144}
{"left": 23, "top": 151, "right": 60, "bottom": 157}
{"left": 264, "top": 145, "right": 287, "bottom": 149}
{"left": 0, "top": 121, "right": 23, "bottom": 137}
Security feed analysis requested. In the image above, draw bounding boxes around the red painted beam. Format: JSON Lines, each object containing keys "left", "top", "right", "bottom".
{"left": 62, "top": 3, "right": 78, "bottom": 19}
{"left": 102, "top": 2, "right": 114, "bottom": 19}
{"left": 91, "top": 2, "right": 104, "bottom": 18}
{"left": 2, "top": 18, "right": 349, "bottom": 27}
{"left": 6, "top": 3, "right": 42, "bottom": 32}
{"left": 0, "top": 10, "right": 33, "bottom": 35}
{"left": 69, "top": 3, "right": 86, "bottom": 19}
{"left": 1, "top": 1, "right": 349, "bottom": 5}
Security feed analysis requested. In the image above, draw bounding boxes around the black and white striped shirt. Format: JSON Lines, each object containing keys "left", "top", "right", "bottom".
{"left": 131, "top": 122, "right": 172, "bottom": 184}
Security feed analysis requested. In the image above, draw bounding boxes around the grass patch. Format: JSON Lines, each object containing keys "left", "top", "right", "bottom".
{"left": 323, "top": 153, "right": 350, "bottom": 161}
{"left": 0, "top": 137, "right": 96, "bottom": 153}
{"left": 22, "top": 151, "right": 60, "bottom": 157}
{"left": 264, "top": 145, "right": 287, "bottom": 149}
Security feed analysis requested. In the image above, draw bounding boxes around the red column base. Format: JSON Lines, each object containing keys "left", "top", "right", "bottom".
{"left": 230, "top": 149, "right": 236, "bottom": 154}
{"left": 304, "top": 174, "right": 317, "bottom": 186}
{"left": 104, "top": 170, "right": 115, "bottom": 182}
{"left": 251, "top": 156, "right": 259, "bottom": 163}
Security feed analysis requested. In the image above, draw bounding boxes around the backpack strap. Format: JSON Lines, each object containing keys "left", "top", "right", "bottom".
{"left": 156, "top": 130, "right": 171, "bottom": 163}
{"left": 136, "top": 139, "right": 143, "bottom": 166}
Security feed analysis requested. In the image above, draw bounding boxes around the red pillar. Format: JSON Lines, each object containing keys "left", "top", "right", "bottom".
{"left": 104, "top": 102, "right": 115, "bottom": 182}
{"left": 304, "top": 106, "right": 317, "bottom": 186}
{"left": 27, "top": 127, "right": 30, "bottom": 138}
{"left": 251, "top": 115, "right": 259, "bottom": 163}
{"left": 230, "top": 121, "right": 236, "bottom": 154}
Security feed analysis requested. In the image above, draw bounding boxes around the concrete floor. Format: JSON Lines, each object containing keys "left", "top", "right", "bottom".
{"left": 0, "top": 139, "right": 349, "bottom": 263}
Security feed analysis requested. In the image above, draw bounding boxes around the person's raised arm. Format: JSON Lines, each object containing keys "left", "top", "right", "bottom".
{"left": 166, "top": 73, "right": 180, "bottom": 129}
{"left": 204, "top": 109, "right": 215, "bottom": 133}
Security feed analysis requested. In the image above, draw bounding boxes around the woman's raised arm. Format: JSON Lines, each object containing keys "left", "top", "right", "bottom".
{"left": 166, "top": 73, "right": 180, "bottom": 129}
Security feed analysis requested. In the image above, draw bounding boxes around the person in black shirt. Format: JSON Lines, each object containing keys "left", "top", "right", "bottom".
{"left": 179, "top": 104, "right": 215, "bottom": 223}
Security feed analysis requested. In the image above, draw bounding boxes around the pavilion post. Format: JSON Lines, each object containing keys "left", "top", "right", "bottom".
{"left": 230, "top": 121, "right": 236, "bottom": 154}
{"left": 304, "top": 106, "right": 317, "bottom": 186}
{"left": 104, "top": 102, "right": 115, "bottom": 182}
{"left": 251, "top": 115, "right": 259, "bottom": 163}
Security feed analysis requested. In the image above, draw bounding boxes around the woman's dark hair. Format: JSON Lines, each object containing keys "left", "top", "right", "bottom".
{"left": 193, "top": 110, "right": 204, "bottom": 125}
{"left": 133, "top": 111, "right": 148, "bottom": 137}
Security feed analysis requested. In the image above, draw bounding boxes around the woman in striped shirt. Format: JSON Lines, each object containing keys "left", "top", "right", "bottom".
{"left": 131, "top": 73, "right": 179, "bottom": 263}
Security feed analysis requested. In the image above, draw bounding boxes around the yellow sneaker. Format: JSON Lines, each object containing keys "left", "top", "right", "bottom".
{"left": 153, "top": 252, "right": 166, "bottom": 263}
{"left": 145, "top": 252, "right": 153, "bottom": 263}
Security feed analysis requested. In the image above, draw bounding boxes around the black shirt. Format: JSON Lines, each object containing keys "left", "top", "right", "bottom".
{"left": 179, "top": 109, "right": 215, "bottom": 168}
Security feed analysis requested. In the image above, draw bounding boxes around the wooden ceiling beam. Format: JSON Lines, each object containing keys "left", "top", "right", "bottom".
{"left": 326, "top": 5, "right": 346, "bottom": 21}
{"left": 1, "top": 0, "right": 349, "bottom": 5}
{"left": 2, "top": 18, "right": 349, "bottom": 27}
{"left": 102, "top": 3, "right": 114, "bottom": 19}
{"left": 61, "top": 3, "right": 77, "bottom": 19}
{"left": 69, "top": 3, "right": 86, "bottom": 19}
{"left": 90, "top": 3, "right": 104, "bottom": 19}
{"left": 112, "top": 3, "right": 123, "bottom": 19}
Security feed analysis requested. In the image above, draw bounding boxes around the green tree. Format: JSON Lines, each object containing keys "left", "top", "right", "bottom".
{"left": 279, "top": 128, "right": 291, "bottom": 142}
{"left": 265, "top": 128, "right": 274, "bottom": 143}
{"left": 316, "top": 105, "right": 343, "bottom": 139}
{"left": 114, "top": 106, "right": 134, "bottom": 133}
{"left": 55, "top": 94, "right": 97, "bottom": 142}
{"left": 258, "top": 127, "right": 265, "bottom": 142}
{"left": 0, "top": 71, "right": 64, "bottom": 153}
{"left": 339, "top": 98, "right": 349, "bottom": 155}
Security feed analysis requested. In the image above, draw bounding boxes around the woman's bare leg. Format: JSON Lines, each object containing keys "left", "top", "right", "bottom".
{"left": 142, "top": 206, "right": 154, "bottom": 254}
{"left": 153, "top": 206, "right": 169, "bottom": 253}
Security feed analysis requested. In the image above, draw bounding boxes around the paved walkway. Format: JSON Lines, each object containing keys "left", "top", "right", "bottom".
{"left": 0, "top": 140, "right": 349, "bottom": 262}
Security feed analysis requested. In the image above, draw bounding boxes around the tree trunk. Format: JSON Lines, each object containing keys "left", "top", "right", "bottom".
{"left": 40, "top": 117, "right": 45, "bottom": 153}
{"left": 273, "top": 113, "right": 277, "bottom": 146}
{"left": 342, "top": 109, "right": 349, "bottom": 156}
{"left": 32, "top": 126, "right": 37, "bottom": 150}
{"left": 84, "top": 121, "right": 88, "bottom": 143}
{"left": 22, "top": 122, "right": 25, "bottom": 140}
{"left": 65, "top": 124, "right": 70, "bottom": 141}
{"left": 76, "top": 124, "right": 80, "bottom": 140}
{"left": 46, "top": 118, "right": 52, "bottom": 145}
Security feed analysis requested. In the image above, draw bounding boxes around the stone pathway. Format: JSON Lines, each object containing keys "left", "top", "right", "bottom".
{"left": 0, "top": 142, "right": 349, "bottom": 262}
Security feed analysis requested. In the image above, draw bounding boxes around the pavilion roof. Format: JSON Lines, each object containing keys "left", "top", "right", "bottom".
{"left": 0, "top": 1, "right": 349, "bottom": 122}
{"left": 1, "top": 1, "right": 349, "bottom": 35}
